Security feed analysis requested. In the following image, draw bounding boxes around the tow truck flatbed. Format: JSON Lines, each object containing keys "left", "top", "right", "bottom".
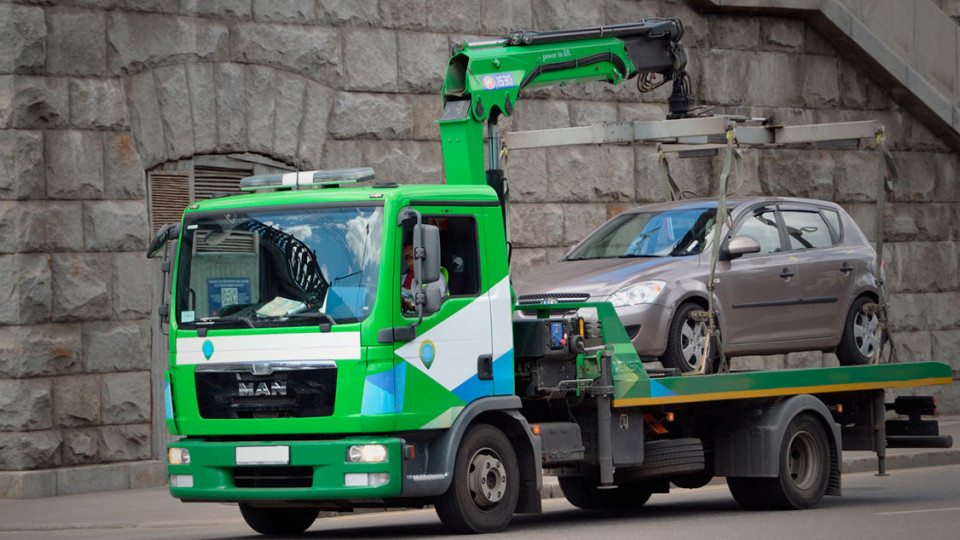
{"left": 614, "top": 362, "right": 952, "bottom": 407}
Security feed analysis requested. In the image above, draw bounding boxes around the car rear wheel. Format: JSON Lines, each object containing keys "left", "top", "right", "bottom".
{"left": 836, "top": 296, "right": 882, "bottom": 366}
{"left": 663, "top": 303, "right": 717, "bottom": 374}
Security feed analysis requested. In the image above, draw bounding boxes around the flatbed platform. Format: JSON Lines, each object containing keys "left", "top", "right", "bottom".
{"left": 613, "top": 362, "right": 953, "bottom": 407}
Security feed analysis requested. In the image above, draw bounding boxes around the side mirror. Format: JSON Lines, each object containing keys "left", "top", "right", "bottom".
{"left": 147, "top": 223, "right": 181, "bottom": 259}
{"left": 422, "top": 281, "right": 443, "bottom": 314}
{"left": 723, "top": 236, "right": 761, "bottom": 260}
{"left": 414, "top": 223, "right": 441, "bottom": 284}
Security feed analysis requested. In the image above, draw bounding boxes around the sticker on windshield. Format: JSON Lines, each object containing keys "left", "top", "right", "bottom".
{"left": 208, "top": 278, "right": 251, "bottom": 316}
{"left": 482, "top": 73, "right": 516, "bottom": 90}
{"left": 182, "top": 311, "right": 195, "bottom": 323}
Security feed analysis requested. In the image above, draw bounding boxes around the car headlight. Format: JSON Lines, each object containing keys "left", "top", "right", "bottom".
{"left": 609, "top": 281, "right": 665, "bottom": 307}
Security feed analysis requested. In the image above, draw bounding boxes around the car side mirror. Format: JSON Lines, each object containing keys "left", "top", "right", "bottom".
{"left": 723, "top": 236, "right": 761, "bottom": 260}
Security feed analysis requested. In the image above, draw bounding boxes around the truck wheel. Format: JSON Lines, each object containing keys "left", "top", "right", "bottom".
{"left": 772, "top": 413, "right": 831, "bottom": 509}
{"left": 836, "top": 296, "right": 881, "bottom": 366}
{"left": 727, "top": 413, "right": 830, "bottom": 510}
{"left": 558, "top": 477, "right": 652, "bottom": 510}
{"left": 726, "top": 477, "right": 769, "bottom": 509}
{"left": 671, "top": 470, "right": 713, "bottom": 489}
{"left": 435, "top": 424, "right": 520, "bottom": 533}
{"left": 663, "top": 303, "right": 716, "bottom": 374}
{"left": 238, "top": 504, "right": 319, "bottom": 535}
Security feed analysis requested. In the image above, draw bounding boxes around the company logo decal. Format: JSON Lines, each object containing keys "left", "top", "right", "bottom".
{"left": 420, "top": 340, "right": 436, "bottom": 369}
{"left": 481, "top": 73, "right": 516, "bottom": 90}
{"left": 202, "top": 340, "right": 214, "bottom": 360}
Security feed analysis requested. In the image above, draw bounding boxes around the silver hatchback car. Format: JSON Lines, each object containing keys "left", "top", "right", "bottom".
{"left": 515, "top": 197, "right": 882, "bottom": 373}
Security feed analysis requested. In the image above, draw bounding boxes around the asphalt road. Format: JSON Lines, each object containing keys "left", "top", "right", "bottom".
{"left": 4, "top": 465, "right": 958, "bottom": 540}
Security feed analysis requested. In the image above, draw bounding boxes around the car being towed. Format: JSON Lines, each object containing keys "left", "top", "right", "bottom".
{"left": 514, "top": 197, "right": 883, "bottom": 373}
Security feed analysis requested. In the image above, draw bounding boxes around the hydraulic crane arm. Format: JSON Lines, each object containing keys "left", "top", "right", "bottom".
{"left": 439, "top": 19, "right": 690, "bottom": 189}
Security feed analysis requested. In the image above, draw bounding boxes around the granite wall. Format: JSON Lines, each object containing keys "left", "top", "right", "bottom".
{"left": 0, "top": 0, "right": 957, "bottom": 498}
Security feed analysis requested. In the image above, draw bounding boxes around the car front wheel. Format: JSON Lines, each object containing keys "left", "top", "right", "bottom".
{"left": 663, "top": 303, "right": 717, "bottom": 374}
{"left": 836, "top": 296, "right": 882, "bottom": 366}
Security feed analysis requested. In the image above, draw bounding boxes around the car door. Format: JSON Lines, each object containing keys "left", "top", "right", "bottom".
{"left": 715, "top": 204, "right": 801, "bottom": 348}
{"left": 779, "top": 204, "right": 857, "bottom": 342}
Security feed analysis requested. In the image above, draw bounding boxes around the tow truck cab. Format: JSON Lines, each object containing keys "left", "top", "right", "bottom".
{"left": 161, "top": 171, "right": 518, "bottom": 502}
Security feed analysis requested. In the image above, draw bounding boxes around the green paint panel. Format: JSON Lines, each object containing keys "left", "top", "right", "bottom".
{"left": 395, "top": 359, "right": 467, "bottom": 430}
{"left": 168, "top": 437, "right": 402, "bottom": 501}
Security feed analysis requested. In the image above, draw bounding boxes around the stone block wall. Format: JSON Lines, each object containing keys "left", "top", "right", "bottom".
{"left": 0, "top": 0, "right": 957, "bottom": 497}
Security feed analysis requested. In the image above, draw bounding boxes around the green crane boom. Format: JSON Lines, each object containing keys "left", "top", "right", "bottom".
{"left": 439, "top": 19, "right": 690, "bottom": 191}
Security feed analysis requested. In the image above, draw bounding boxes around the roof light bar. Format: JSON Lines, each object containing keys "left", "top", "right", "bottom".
{"left": 240, "top": 167, "right": 375, "bottom": 191}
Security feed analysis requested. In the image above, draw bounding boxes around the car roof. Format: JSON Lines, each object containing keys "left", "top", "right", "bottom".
{"left": 619, "top": 196, "right": 843, "bottom": 215}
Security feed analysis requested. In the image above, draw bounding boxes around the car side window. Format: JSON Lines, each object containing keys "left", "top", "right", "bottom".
{"left": 780, "top": 210, "right": 834, "bottom": 250}
{"left": 735, "top": 209, "right": 781, "bottom": 254}
{"left": 821, "top": 209, "right": 842, "bottom": 242}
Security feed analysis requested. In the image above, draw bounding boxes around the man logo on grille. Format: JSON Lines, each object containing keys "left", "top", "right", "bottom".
{"left": 239, "top": 381, "right": 288, "bottom": 397}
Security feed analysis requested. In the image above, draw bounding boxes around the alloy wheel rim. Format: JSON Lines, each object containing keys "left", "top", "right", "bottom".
{"left": 853, "top": 311, "right": 880, "bottom": 358}
{"left": 680, "top": 319, "right": 707, "bottom": 369}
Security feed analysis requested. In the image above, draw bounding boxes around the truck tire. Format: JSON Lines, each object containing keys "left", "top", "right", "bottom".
{"left": 238, "top": 504, "right": 319, "bottom": 535}
{"left": 435, "top": 424, "right": 520, "bottom": 534}
{"left": 558, "top": 476, "right": 652, "bottom": 511}
{"left": 663, "top": 303, "right": 717, "bottom": 374}
{"left": 638, "top": 438, "right": 705, "bottom": 478}
{"left": 726, "top": 413, "right": 830, "bottom": 510}
{"left": 671, "top": 470, "right": 713, "bottom": 489}
{"left": 836, "top": 296, "right": 881, "bottom": 366}
{"left": 726, "top": 477, "right": 769, "bottom": 509}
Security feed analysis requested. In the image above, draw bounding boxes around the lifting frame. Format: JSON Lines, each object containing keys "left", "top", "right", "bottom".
{"left": 503, "top": 116, "right": 900, "bottom": 373}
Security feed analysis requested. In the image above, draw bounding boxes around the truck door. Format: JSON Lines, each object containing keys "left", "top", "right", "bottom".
{"left": 391, "top": 211, "right": 493, "bottom": 429}
{"left": 716, "top": 205, "right": 801, "bottom": 348}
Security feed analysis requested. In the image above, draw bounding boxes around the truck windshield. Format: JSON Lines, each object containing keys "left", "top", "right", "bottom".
{"left": 566, "top": 207, "right": 717, "bottom": 260}
{"left": 175, "top": 205, "right": 383, "bottom": 329}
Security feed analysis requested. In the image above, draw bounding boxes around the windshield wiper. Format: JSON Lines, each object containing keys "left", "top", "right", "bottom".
{"left": 196, "top": 316, "right": 256, "bottom": 329}
{"left": 287, "top": 311, "right": 337, "bottom": 332}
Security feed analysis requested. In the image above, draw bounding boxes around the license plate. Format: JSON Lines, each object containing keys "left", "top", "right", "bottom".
{"left": 236, "top": 446, "right": 290, "bottom": 465}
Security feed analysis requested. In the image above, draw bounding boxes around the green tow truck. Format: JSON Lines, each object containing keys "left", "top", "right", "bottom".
{"left": 147, "top": 19, "right": 953, "bottom": 535}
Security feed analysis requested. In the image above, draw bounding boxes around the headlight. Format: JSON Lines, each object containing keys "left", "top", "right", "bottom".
{"left": 609, "top": 281, "right": 665, "bottom": 307}
{"left": 346, "top": 444, "right": 388, "bottom": 463}
{"left": 168, "top": 447, "right": 190, "bottom": 465}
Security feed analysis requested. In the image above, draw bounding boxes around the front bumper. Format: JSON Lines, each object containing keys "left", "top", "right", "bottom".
{"left": 615, "top": 302, "right": 673, "bottom": 358}
{"left": 168, "top": 437, "right": 402, "bottom": 502}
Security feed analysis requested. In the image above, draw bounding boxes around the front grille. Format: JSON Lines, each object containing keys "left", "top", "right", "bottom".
{"left": 195, "top": 366, "right": 336, "bottom": 419}
{"left": 234, "top": 466, "right": 313, "bottom": 488}
{"left": 517, "top": 293, "right": 590, "bottom": 316}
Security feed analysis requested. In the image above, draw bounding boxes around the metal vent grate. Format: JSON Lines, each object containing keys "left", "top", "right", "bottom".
{"left": 234, "top": 466, "right": 313, "bottom": 488}
{"left": 194, "top": 230, "right": 257, "bottom": 254}
{"left": 517, "top": 293, "right": 590, "bottom": 316}
{"left": 194, "top": 166, "right": 248, "bottom": 200}
{"left": 148, "top": 171, "right": 190, "bottom": 234}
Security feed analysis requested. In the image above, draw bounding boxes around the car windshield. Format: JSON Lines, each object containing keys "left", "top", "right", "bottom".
{"left": 566, "top": 207, "right": 717, "bottom": 260}
{"left": 175, "top": 205, "right": 383, "bottom": 329}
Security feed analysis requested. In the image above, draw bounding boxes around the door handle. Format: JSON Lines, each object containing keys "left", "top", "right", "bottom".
{"left": 478, "top": 355, "right": 493, "bottom": 381}
{"left": 840, "top": 263, "right": 855, "bottom": 273}
{"left": 780, "top": 268, "right": 795, "bottom": 279}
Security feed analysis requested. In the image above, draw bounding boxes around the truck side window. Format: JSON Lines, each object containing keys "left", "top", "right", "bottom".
{"left": 428, "top": 215, "right": 481, "bottom": 297}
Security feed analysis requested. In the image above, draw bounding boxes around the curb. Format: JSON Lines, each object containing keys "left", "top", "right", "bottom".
{"left": 841, "top": 450, "right": 960, "bottom": 474}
